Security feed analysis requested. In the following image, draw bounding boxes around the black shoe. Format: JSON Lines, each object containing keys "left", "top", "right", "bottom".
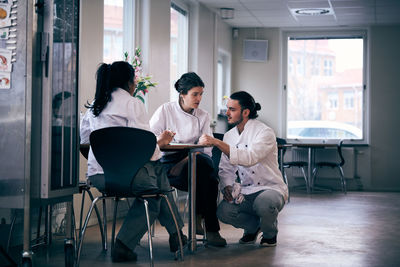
{"left": 112, "top": 239, "right": 137, "bottom": 262}
{"left": 206, "top": 231, "right": 227, "bottom": 247}
{"left": 169, "top": 230, "right": 188, "bottom": 252}
{"left": 239, "top": 228, "right": 260, "bottom": 244}
{"left": 260, "top": 235, "right": 277, "bottom": 247}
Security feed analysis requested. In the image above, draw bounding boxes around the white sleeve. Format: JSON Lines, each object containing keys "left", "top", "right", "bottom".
{"left": 218, "top": 143, "right": 237, "bottom": 191}
{"left": 80, "top": 109, "right": 91, "bottom": 144}
{"left": 149, "top": 105, "right": 166, "bottom": 136}
{"left": 229, "top": 127, "right": 276, "bottom": 167}
{"left": 202, "top": 112, "right": 213, "bottom": 157}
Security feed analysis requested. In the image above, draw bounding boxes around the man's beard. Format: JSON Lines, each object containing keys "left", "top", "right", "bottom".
{"left": 228, "top": 113, "right": 243, "bottom": 127}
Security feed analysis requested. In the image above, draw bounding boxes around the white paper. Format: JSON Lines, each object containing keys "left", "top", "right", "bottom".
{"left": 0, "top": 71, "right": 10, "bottom": 89}
{"left": 0, "top": 48, "right": 11, "bottom": 72}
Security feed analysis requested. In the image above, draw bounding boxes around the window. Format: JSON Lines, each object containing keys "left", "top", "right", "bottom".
{"left": 328, "top": 92, "right": 338, "bottom": 109}
{"left": 170, "top": 2, "right": 188, "bottom": 101}
{"left": 103, "top": 0, "right": 135, "bottom": 63}
{"left": 344, "top": 91, "right": 355, "bottom": 109}
{"left": 311, "top": 57, "right": 319, "bottom": 75}
{"left": 288, "top": 56, "right": 293, "bottom": 74}
{"left": 324, "top": 59, "right": 333, "bottom": 76}
{"left": 217, "top": 51, "right": 231, "bottom": 115}
{"left": 284, "top": 32, "right": 366, "bottom": 141}
{"left": 296, "top": 57, "right": 304, "bottom": 76}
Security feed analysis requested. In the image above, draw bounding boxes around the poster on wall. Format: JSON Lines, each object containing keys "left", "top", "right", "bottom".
{"left": 0, "top": 48, "right": 11, "bottom": 72}
{"left": 0, "top": 2, "right": 11, "bottom": 28}
{"left": 0, "top": 27, "right": 8, "bottom": 39}
{"left": 0, "top": 71, "right": 10, "bottom": 89}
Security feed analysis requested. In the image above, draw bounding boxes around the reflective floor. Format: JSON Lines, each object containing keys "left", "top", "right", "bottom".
{"left": 31, "top": 192, "right": 400, "bottom": 266}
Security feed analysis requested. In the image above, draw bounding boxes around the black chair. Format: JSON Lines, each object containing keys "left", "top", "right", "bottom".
{"left": 212, "top": 133, "right": 224, "bottom": 170}
{"left": 76, "top": 127, "right": 184, "bottom": 267}
{"left": 276, "top": 138, "right": 310, "bottom": 194}
{"left": 311, "top": 140, "right": 346, "bottom": 194}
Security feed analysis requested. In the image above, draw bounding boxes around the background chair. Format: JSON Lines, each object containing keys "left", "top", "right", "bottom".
{"left": 76, "top": 127, "right": 184, "bottom": 267}
{"left": 276, "top": 138, "right": 310, "bottom": 194}
{"left": 311, "top": 140, "right": 346, "bottom": 194}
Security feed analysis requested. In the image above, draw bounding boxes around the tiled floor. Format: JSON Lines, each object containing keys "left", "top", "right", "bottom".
{"left": 14, "top": 192, "right": 400, "bottom": 266}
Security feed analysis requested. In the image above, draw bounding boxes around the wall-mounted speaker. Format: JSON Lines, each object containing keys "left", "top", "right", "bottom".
{"left": 243, "top": 39, "right": 268, "bottom": 62}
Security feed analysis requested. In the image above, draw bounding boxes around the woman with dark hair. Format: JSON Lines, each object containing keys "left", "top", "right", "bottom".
{"left": 149, "top": 72, "right": 227, "bottom": 247}
{"left": 80, "top": 61, "right": 186, "bottom": 262}
{"left": 199, "top": 91, "right": 288, "bottom": 247}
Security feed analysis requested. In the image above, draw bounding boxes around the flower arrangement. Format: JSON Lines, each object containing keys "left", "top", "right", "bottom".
{"left": 124, "top": 47, "right": 157, "bottom": 103}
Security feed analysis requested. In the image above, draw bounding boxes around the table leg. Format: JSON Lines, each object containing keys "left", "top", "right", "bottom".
{"left": 279, "top": 148, "right": 284, "bottom": 174}
{"left": 307, "top": 147, "right": 312, "bottom": 193}
{"left": 188, "top": 150, "right": 197, "bottom": 252}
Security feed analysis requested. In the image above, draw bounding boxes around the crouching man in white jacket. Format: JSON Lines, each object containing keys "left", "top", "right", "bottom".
{"left": 199, "top": 91, "right": 288, "bottom": 247}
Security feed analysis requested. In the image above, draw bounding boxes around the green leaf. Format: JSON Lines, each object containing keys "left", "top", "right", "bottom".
{"left": 136, "top": 95, "right": 145, "bottom": 103}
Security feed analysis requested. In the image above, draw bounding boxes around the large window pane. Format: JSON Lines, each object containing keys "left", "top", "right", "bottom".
{"left": 286, "top": 37, "right": 364, "bottom": 140}
{"left": 170, "top": 3, "right": 188, "bottom": 101}
{"left": 104, "top": 0, "right": 135, "bottom": 63}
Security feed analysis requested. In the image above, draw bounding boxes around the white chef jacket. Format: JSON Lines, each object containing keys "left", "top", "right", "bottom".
{"left": 219, "top": 119, "right": 288, "bottom": 202}
{"left": 80, "top": 88, "right": 162, "bottom": 177}
{"left": 149, "top": 101, "right": 213, "bottom": 157}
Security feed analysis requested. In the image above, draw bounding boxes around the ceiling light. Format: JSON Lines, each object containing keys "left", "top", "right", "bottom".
{"left": 220, "top": 8, "right": 234, "bottom": 19}
{"left": 291, "top": 8, "right": 333, "bottom": 16}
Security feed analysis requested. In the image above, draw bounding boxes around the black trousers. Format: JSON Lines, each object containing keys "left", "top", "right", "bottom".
{"left": 163, "top": 152, "right": 220, "bottom": 232}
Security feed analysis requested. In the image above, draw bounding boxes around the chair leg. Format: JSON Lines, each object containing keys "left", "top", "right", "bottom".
{"left": 79, "top": 190, "right": 86, "bottom": 234}
{"left": 111, "top": 198, "right": 119, "bottom": 253}
{"left": 300, "top": 167, "right": 310, "bottom": 194}
{"left": 86, "top": 189, "right": 106, "bottom": 250}
{"left": 143, "top": 199, "right": 154, "bottom": 267}
{"left": 338, "top": 166, "right": 347, "bottom": 194}
{"left": 311, "top": 167, "right": 318, "bottom": 192}
{"left": 6, "top": 210, "right": 17, "bottom": 253}
{"left": 182, "top": 193, "right": 189, "bottom": 222}
{"left": 76, "top": 196, "right": 103, "bottom": 267}
{"left": 102, "top": 198, "right": 108, "bottom": 251}
{"left": 160, "top": 194, "right": 184, "bottom": 261}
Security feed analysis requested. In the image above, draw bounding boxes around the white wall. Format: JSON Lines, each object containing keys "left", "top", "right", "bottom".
{"left": 141, "top": 0, "right": 172, "bottom": 116}
{"left": 369, "top": 26, "right": 400, "bottom": 191}
{"left": 231, "top": 28, "right": 281, "bottom": 132}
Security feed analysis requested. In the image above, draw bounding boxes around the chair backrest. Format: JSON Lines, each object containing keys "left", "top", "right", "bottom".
{"left": 276, "top": 137, "right": 287, "bottom": 160}
{"left": 90, "top": 127, "right": 156, "bottom": 195}
{"left": 212, "top": 133, "right": 224, "bottom": 169}
{"left": 337, "top": 139, "right": 345, "bottom": 166}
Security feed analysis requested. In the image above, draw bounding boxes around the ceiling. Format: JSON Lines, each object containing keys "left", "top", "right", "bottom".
{"left": 196, "top": 0, "right": 400, "bottom": 28}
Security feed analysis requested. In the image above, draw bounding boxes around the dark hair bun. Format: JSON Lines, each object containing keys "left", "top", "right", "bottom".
{"left": 255, "top": 103, "right": 261, "bottom": 111}
{"left": 174, "top": 80, "right": 181, "bottom": 93}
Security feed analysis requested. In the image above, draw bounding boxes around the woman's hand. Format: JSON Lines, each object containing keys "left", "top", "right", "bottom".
{"left": 198, "top": 134, "right": 215, "bottom": 146}
{"left": 157, "top": 130, "right": 175, "bottom": 148}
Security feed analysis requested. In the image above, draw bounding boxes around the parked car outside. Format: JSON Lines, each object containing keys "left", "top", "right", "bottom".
{"left": 287, "top": 120, "right": 362, "bottom": 139}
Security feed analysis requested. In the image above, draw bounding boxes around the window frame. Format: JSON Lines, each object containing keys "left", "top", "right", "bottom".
{"left": 170, "top": 0, "right": 189, "bottom": 102}
{"left": 281, "top": 29, "right": 369, "bottom": 145}
{"left": 103, "top": 0, "right": 136, "bottom": 63}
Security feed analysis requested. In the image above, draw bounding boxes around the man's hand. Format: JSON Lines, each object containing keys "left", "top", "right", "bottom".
{"left": 198, "top": 134, "right": 215, "bottom": 146}
{"left": 222, "top": 185, "right": 233, "bottom": 202}
{"left": 157, "top": 130, "right": 175, "bottom": 148}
